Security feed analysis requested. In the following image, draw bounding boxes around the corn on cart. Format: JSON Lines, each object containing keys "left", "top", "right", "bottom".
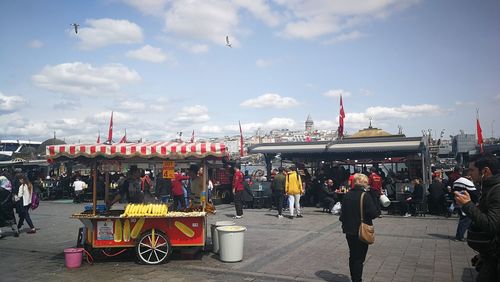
{"left": 47, "top": 141, "right": 227, "bottom": 265}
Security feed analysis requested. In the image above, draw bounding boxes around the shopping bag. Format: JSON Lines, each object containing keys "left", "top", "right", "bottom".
{"left": 332, "top": 202, "right": 341, "bottom": 215}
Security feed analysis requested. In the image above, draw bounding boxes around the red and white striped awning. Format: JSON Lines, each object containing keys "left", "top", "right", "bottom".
{"left": 47, "top": 142, "right": 227, "bottom": 160}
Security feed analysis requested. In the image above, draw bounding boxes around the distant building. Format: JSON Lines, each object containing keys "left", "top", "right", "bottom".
{"left": 305, "top": 114, "right": 314, "bottom": 134}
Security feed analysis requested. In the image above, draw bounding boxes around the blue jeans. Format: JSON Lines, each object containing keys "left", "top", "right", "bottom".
{"left": 160, "top": 195, "right": 169, "bottom": 204}
{"left": 455, "top": 213, "right": 472, "bottom": 240}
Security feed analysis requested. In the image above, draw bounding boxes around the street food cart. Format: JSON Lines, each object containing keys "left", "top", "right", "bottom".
{"left": 47, "top": 141, "right": 227, "bottom": 265}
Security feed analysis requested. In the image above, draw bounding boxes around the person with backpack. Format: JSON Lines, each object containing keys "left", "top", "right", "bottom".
{"left": 15, "top": 174, "right": 36, "bottom": 234}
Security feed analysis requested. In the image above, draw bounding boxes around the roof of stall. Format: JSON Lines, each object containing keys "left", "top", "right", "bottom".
{"left": 248, "top": 136, "right": 426, "bottom": 160}
{"left": 46, "top": 141, "right": 228, "bottom": 160}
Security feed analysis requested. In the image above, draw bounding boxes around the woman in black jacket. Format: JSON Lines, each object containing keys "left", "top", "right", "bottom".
{"left": 340, "top": 173, "right": 378, "bottom": 282}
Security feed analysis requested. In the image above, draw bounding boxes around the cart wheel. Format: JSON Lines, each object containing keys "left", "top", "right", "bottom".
{"left": 135, "top": 230, "right": 171, "bottom": 265}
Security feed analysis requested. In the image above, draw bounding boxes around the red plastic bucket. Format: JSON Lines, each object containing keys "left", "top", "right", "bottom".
{"left": 64, "top": 248, "right": 83, "bottom": 268}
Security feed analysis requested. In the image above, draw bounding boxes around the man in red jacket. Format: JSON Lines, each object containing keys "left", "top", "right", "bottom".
{"left": 368, "top": 167, "right": 383, "bottom": 216}
{"left": 232, "top": 165, "right": 244, "bottom": 219}
{"left": 171, "top": 170, "right": 189, "bottom": 210}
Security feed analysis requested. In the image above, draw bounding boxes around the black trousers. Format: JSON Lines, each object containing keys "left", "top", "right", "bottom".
{"left": 346, "top": 234, "right": 369, "bottom": 282}
{"left": 18, "top": 205, "right": 34, "bottom": 229}
{"left": 476, "top": 255, "right": 500, "bottom": 282}
{"left": 173, "top": 195, "right": 184, "bottom": 210}
{"left": 273, "top": 191, "right": 284, "bottom": 216}
{"left": 234, "top": 190, "right": 243, "bottom": 216}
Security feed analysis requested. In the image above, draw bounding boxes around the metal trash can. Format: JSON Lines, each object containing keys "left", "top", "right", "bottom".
{"left": 211, "top": 221, "right": 235, "bottom": 254}
{"left": 217, "top": 225, "right": 247, "bottom": 262}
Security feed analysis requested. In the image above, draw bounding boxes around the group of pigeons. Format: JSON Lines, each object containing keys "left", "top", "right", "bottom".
{"left": 70, "top": 22, "right": 232, "bottom": 48}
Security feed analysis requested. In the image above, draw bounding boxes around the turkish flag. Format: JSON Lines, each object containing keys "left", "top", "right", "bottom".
{"left": 338, "top": 95, "right": 345, "bottom": 138}
{"left": 107, "top": 111, "right": 113, "bottom": 143}
{"left": 477, "top": 118, "right": 484, "bottom": 153}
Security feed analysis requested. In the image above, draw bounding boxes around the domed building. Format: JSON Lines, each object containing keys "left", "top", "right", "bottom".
{"left": 37, "top": 137, "right": 66, "bottom": 157}
{"left": 347, "top": 121, "right": 402, "bottom": 138}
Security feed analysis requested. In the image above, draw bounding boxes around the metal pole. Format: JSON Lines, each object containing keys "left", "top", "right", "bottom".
{"left": 92, "top": 161, "right": 97, "bottom": 216}
{"left": 202, "top": 159, "right": 207, "bottom": 212}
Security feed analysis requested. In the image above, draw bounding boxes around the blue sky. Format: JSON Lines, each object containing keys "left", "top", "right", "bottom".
{"left": 1, "top": 0, "right": 499, "bottom": 143}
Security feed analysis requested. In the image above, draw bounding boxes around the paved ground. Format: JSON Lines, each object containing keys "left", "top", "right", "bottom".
{"left": 0, "top": 200, "right": 478, "bottom": 282}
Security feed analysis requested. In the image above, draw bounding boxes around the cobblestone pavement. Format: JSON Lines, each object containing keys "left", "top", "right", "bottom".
{"left": 0, "top": 201, "right": 477, "bottom": 281}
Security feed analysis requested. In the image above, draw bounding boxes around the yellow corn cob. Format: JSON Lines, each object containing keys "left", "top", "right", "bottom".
{"left": 174, "top": 221, "right": 195, "bottom": 238}
{"left": 114, "top": 219, "right": 122, "bottom": 242}
{"left": 130, "top": 218, "right": 145, "bottom": 239}
{"left": 123, "top": 219, "right": 131, "bottom": 242}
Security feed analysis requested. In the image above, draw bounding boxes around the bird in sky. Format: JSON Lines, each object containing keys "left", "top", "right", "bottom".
{"left": 71, "top": 23, "right": 80, "bottom": 34}
{"left": 225, "top": 36, "right": 232, "bottom": 48}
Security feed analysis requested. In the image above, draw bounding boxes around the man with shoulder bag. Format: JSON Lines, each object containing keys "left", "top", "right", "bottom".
{"left": 455, "top": 153, "right": 500, "bottom": 281}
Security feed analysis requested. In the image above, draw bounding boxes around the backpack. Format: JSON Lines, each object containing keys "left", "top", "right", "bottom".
{"left": 31, "top": 191, "right": 40, "bottom": 210}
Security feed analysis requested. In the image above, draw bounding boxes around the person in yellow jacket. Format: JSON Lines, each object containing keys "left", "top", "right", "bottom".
{"left": 285, "top": 166, "right": 304, "bottom": 218}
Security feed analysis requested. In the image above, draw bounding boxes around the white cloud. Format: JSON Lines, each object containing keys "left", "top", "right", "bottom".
{"left": 264, "top": 117, "right": 296, "bottom": 129}
{"left": 323, "top": 89, "right": 352, "bottom": 98}
{"left": 256, "top": 58, "right": 273, "bottom": 68}
{"left": 240, "top": 93, "right": 299, "bottom": 109}
{"left": 173, "top": 105, "right": 210, "bottom": 123}
{"left": 53, "top": 101, "right": 79, "bottom": 111}
{"left": 164, "top": 0, "right": 239, "bottom": 46}
{"left": 455, "top": 101, "right": 476, "bottom": 106}
{"left": 365, "top": 104, "right": 441, "bottom": 120}
{"left": 32, "top": 62, "right": 141, "bottom": 97}
{"left": 122, "top": 0, "right": 169, "bottom": 16}
{"left": 276, "top": 0, "right": 418, "bottom": 40}
{"left": 324, "top": 30, "right": 366, "bottom": 44}
{"left": 314, "top": 120, "right": 337, "bottom": 130}
{"left": 76, "top": 18, "right": 143, "bottom": 50}
{"left": 117, "top": 101, "right": 147, "bottom": 112}
{"left": 200, "top": 125, "right": 223, "bottom": 134}
{"left": 29, "top": 39, "right": 44, "bottom": 48}
{"left": 0, "top": 91, "right": 27, "bottom": 114}
{"left": 126, "top": 45, "right": 168, "bottom": 63}
{"left": 0, "top": 113, "right": 49, "bottom": 138}
{"left": 233, "top": 0, "right": 281, "bottom": 27}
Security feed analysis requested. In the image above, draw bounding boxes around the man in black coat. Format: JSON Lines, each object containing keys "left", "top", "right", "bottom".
{"left": 455, "top": 153, "right": 500, "bottom": 281}
{"left": 340, "top": 173, "right": 378, "bottom": 282}
{"left": 428, "top": 176, "right": 447, "bottom": 215}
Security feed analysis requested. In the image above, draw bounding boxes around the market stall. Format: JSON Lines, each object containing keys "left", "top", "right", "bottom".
{"left": 47, "top": 141, "right": 227, "bottom": 265}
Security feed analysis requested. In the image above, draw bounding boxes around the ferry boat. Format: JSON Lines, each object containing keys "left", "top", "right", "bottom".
{"left": 0, "top": 140, "right": 42, "bottom": 158}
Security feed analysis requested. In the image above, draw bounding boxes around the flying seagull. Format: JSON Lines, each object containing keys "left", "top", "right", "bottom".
{"left": 225, "top": 36, "right": 232, "bottom": 48}
{"left": 71, "top": 23, "right": 80, "bottom": 34}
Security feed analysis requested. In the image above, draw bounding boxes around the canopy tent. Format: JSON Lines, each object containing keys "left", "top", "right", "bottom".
{"left": 46, "top": 142, "right": 228, "bottom": 160}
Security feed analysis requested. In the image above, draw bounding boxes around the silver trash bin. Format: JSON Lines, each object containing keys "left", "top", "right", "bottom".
{"left": 211, "top": 221, "right": 235, "bottom": 254}
{"left": 217, "top": 225, "right": 247, "bottom": 262}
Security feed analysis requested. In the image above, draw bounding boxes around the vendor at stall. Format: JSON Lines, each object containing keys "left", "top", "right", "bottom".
{"left": 187, "top": 164, "right": 203, "bottom": 208}
{"left": 106, "top": 165, "right": 144, "bottom": 209}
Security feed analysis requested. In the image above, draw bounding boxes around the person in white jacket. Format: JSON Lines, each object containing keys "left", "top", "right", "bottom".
{"left": 15, "top": 175, "right": 36, "bottom": 234}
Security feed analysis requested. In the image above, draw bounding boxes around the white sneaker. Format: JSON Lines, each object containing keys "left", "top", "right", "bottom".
{"left": 277, "top": 215, "right": 283, "bottom": 219}
{"left": 233, "top": 215, "right": 242, "bottom": 219}
{"left": 403, "top": 213, "right": 411, "bottom": 217}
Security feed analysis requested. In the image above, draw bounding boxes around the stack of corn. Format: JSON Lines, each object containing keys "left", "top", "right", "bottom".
{"left": 120, "top": 203, "right": 168, "bottom": 217}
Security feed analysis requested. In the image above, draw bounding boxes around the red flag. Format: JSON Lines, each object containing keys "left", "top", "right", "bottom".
{"left": 477, "top": 115, "right": 484, "bottom": 153}
{"left": 119, "top": 129, "right": 127, "bottom": 143}
{"left": 239, "top": 121, "right": 244, "bottom": 157}
{"left": 96, "top": 131, "right": 100, "bottom": 143}
{"left": 190, "top": 130, "right": 195, "bottom": 143}
{"left": 107, "top": 111, "right": 113, "bottom": 143}
{"left": 338, "top": 95, "right": 345, "bottom": 138}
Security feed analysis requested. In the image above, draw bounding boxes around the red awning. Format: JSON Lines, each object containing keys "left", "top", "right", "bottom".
{"left": 47, "top": 142, "right": 227, "bottom": 160}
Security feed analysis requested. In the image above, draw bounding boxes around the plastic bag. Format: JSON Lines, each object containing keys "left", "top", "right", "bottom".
{"left": 332, "top": 202, "right": 341, "bottom": 215}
